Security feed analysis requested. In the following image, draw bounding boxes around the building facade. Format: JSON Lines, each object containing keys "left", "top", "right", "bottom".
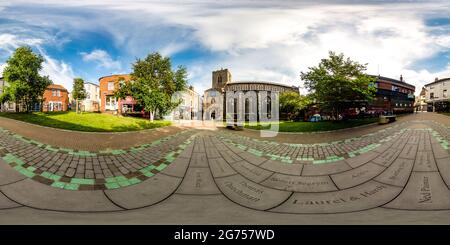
{"left": 203, "top": 68, "right": 299, "bottom": 121}
{"left": 167, "top": 86, "right": 202, "bottom": 120}
{"left": 0, "top": 77, "right": 16, "bottom": 112}
{"left": 42, "top": 84, "right": 69, "bottom": 112}
{"left": 424, "top": 77, "right": 450, "bottom": 112}
{"left": 368, "top": 75, "right": 415, "bottom": 114}
{"left": 99, "top": 74, "right": 139, "bottom": 114}
{"left": 82, "top": 82, "right": 100, "bottom": 112}
{"left": 415, "top": 87, "right": 427, "bottom": 112}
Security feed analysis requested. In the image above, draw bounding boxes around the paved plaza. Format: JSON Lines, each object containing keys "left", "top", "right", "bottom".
{"left": 0, "top": 113, "right": 450, "bottom": 224}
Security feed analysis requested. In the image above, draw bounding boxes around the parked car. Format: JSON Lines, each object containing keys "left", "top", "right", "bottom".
{"left": 309, "top": 114, "right": 321, "bottom": 122}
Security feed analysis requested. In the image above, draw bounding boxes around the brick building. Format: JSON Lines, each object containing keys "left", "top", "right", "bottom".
{"left": 42, "top": 84, "right": 69, "bottom": 112}
{"left": 99, "top": 74, "right": 140, "bottom": 114}
{"left": 368, "top": 75, "right": 415, "bottom": 114}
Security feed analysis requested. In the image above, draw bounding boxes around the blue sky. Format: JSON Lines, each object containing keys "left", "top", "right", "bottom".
{"left": 0, "top": 0, "right": 449, "bottom": 95}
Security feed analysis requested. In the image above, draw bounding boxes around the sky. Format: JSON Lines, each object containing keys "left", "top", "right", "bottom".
{"left": 0, "top": 0, "right": 449, "bottom": 95}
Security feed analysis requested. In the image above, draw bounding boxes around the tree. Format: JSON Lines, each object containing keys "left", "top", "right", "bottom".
{"left": 72, "top": 78, "right": 87, "bottom": 114}
{"left": 300, "top": 51, "right": 376, "bottom": 120}
{"left": 2, "top": 46, "right": 52, "bottom": 112}
{"left": 114, "top": 52, "right": 188, "bottom": 121}
{"left": 279, "top": 91, "right": 312, "bottom": 121}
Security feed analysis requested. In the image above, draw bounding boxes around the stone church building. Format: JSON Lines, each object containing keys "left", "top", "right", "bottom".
{"left": 203, "top": 68, "right": 299, "bottom": 122}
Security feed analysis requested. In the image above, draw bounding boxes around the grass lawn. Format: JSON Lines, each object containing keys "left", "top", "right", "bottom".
{"left": 244, "top": 118, "right": 379, "bottom": 132}
{"left": 440, "top": 113, "right": 450, "bottom": 116}
{"left": 0, "top": 111, "right": 171, "bottom": 132}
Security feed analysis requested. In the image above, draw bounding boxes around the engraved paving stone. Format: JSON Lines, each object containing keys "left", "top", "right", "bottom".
{"left": 260, "top": 160, "right": 303, "bottom": 176}
{"left": 345, "top": 151, "right": 378, "bottom": 168}
{"left": 232, "top": 160, "right": 273, "bottom": 183}
{"left": 0, "top": 158, "right": 26, "bottom": 186}
{"left": 271, "top": 180, "right": 401, "bottom": 214}
{"left": 176, "top": 168, "right": 220, "bottom": 195}
{"left": 398, "top": 144, "right": 418, "bottom": 160}
{"left": 0, "top": 178, "right": 120, "bottom": 212}
{"left": 413, "top": 151, "right": 438, "bottom": 172}
{"left": 0, "top": 191, "right": 21, "bottom": 209}
{"left": 372, "top": 148, "right": 401, "bottom": 167}
{"left": 159, "top": 156, "right": 190, "bottom": 177}
{"left": 215, "top": 174, "right": 291, "bottom": 210}
{"left": 237, "top": 151, "right": 267, "bottom": 166}
{"left": 208, "top": 157, "right": 237, "bottom": 178}
{"left": 432, "top": 143, "right": 450, "bottom": 159}
{"left": 260, "top": 173, "right": 337, "bottom": 192}
{"left": 331, "top": 162, "right": 386, "bottom": 189}
{"left": 219, "top": 150, "right": 243, "bottom": 164}
{"left": 189, "top": 152, "right": 208, "bottom": 168}
{"left": 384, "top": 172, "right": 450, "bottom": 210}
{"left": 105, "top": 173, "right": 181, "bottom": 209}
{"left": 302, "top": 160, "right": 351, "bottom": 176}
{"left": 436, "top": 157, "right": 450, "bottom": 187}
{"left": 375, "top": 158, "right": 414, "bottom": 187}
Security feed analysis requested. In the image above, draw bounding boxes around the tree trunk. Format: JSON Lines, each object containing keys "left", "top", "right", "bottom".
{"left": 149, "top": 111, "right": 154, "bottom": 122}
{"left": 76, "top": 99, "right": 78, "bottom": 114}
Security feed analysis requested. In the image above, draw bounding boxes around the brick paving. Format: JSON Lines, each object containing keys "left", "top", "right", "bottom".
{"left": 0, "top": 113, "right": 450, "bottom": 223}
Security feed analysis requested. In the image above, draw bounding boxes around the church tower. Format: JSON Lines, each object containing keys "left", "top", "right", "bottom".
{"left": 212, "top": 68, "right": 232, "bottom": 91}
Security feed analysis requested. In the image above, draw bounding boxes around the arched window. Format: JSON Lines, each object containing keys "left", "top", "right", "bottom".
{"left": 245, "top": 98, "right": 250, "bottom": 122}
{"left": 211, "top": 98, "right": 216, "bottom": 105}
{"left": 267, "top": 96, "right": 272, "bottom": 119}
{"left": 218, "top": 75, "right": 222, "bottom": 85}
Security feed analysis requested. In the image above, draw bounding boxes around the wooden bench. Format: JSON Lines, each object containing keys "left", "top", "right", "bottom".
{"left": 379, "top": 115, "right": 396, "bottom": 124}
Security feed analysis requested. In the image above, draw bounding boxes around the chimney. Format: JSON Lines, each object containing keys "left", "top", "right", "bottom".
{"left": 435, "top": 77, "right": 439, "bottom": 82}
{"left": 400, "top": 75, "right": 403, "bottom": 82}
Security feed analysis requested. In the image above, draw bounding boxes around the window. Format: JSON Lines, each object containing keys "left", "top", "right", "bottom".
{"left": 57, "top": 90, "right": 61, "bottom": 97}
{"left": 430, "top": 92, "right": 434, "bottom": 99}
{"left": 86, "top": 92, "right": 91, "bottom": 100}
{"left": 444, "top": 90, "right": 447, "bottom": 98}
{"left": 267, "top": 96, "right": 272, "bottom": 119}
{"left": 108, "top": 81, "right": 115, "bottom": 90}
{"left": 52, "top": 89, "right": 57, "bottom": 96}
{"left": 217, "top": 75, "right": 222, "bottom": 85}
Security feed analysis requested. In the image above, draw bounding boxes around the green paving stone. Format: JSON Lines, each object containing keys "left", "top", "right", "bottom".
{"left": 64, "top": 183, "right": 79, "bottom": 190}
{"left": 51, "top": 181, "right": 66, "bottom": 189}
{"left": 129, "top": 177, "right": 141, "bottom": 185}
{"left": 143, "top": 171, "right": 155, "bottom": 177}
{"left": 105, "top": 177, "right": 117, "bottom": 183}
{"left": 19, "top": 169, "right": 35, "bottom": 178}
{"left": 41, "top": 171, "right": 53, "bottom": 178}
{"left": 47, "top": 174, "right": 61, "bottom": 181}
{"left": 71, "top": 178, "right": 95, "bottom": 185}
{"left": 139, "top": 168, "right": 149, "bottom": 174}
{"left": 155, "top": 163, "right": 167, "bottom": 171}
{"left": 105, "top": 182, "right": 120, "bottom": 189}
{"left": 118, "top": 180, "right": 132, "bottom": 187}
{"left": 115, "top": 176, "right": 128, "bottom": 182}
{"left": 26, "top": 166, "right": 36, "bottom": 172}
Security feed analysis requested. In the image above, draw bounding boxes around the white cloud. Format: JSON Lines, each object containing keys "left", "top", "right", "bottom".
{"left": 80, "top": 49, "right": 121, "bottom": 70}
{"left": 0, "top": 33, "right": 76, "bottom": 91}
{"left": 0, "top": 63, "right": 6, "bottom": 76}
{"left": 1, "top": 1, "right": 449, "bottom": 96}
{"left": 0, "top": 33, "right": 43, "bottom": 56}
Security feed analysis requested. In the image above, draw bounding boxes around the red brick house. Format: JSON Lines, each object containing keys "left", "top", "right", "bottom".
{"left": 42, "top": 84, "right": 69, "bottom": 112}
{"left": 99, "top": 74, "right": 140, "bottom": 115}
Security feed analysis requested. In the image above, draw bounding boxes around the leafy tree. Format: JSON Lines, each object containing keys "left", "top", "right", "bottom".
{"left": 279, "top": 91, "right": 312, "bottom": 121}
{"left": 300, "top": 51, "right": 376, "bottom": 120}
{"left": 114, "top": 52, "right": 187, "bottom": 121}
{"left": 72, "top": 78, "right": 87, "bottom": 114}
{"left": 1, "top": 46, "right": 52, "bottom": 112}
